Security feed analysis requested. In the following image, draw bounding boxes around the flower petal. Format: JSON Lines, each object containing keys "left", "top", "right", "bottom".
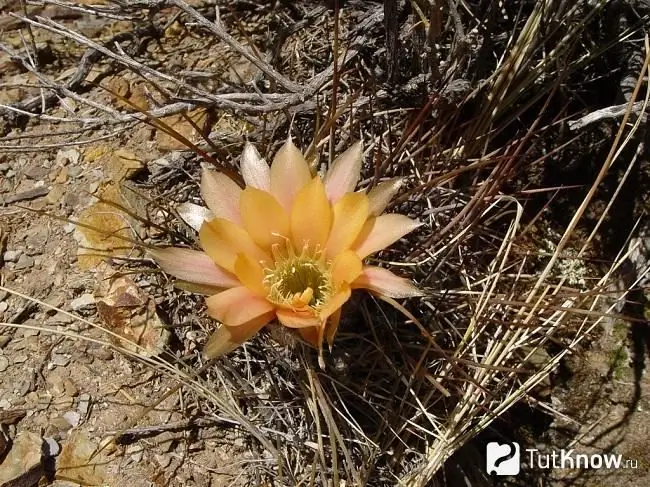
{"left": 176, "top": 202, "right": 212, "bottom": 232}
{"left": 200, "top": 164, "right": 243, "bottom": 223}
{"left": 206, "top": 286, "right": 274, "bottom": 326}
{"left": 241, "top": 142, "right": 270, "bottom": 191}
{"left": 324, "top": 141, "right": 363, "bottom": 202}
{"left": 199, "top": 218, "right": 270, "bottom": 273}
{"left": 367, "top": 178, "right": 403, "bottom": 216}
{"left": 203, "top": 312, "right": 274, "bottom": 359}
{"left": 270, "top": 137, "right": 312, "bottom": 211}
{"left": 351, "top": 265, "right": 423, "bottom": 298}
{"left": 319, "top": 284, "right": 351, "bottom": 323}
{"left": 325, "top": 192, "right": 369, "bottom": 258}
{"left": 325, "top": 308, "right": 342, "bottom": 346}
{"left": 352, "top": 214, "right": 422, "bottom": 259}
{"left": 234, "top": 253, "right": 267, "bottom": 296}
{"left": 240, "top": 187, "right": 290, "bottom": 249}
{"left": 149, "top": 247, "right": 239, "bottom": 288}
{"left": 298, "top": 326, "right": 321, "bottom": 348}
{"left": 291, "top": 177, "right": 332, "bottom": 250}
{"left": 276, "top": 308, "right": 321, "bottom": 328}
{"left": 330, "top": 250, "right": 363, "bottom": 288}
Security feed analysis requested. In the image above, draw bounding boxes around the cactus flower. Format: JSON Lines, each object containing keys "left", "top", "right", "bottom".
{"left": 150, "top": 138, "right": 422, "bottom": 359}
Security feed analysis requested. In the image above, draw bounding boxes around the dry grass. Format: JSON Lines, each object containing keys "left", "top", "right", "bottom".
{"left": 1, "top": 0, "right": 648, "bottom": 485}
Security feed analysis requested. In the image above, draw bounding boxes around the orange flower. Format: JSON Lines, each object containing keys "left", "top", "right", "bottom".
{"left": 150, "top": 138, "right": 423, "bottom": 359}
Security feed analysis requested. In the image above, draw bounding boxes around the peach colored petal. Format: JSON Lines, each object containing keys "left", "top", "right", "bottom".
{"left": 270, "top": 137, "right": 312, "bottom": 211}
{"left": 291, "top": 177, "right": 332, "bottom": 250}
{"left": 323, "top": 141, "right": 363, "bottom": 202}
{"left": 325, "top": 192, "right": 369, "bottom": 258}
{"left": 240, "top": 187, "right": 290, "bottom": 249}
{"left": 240, "top": 142, "right": 270, "bottom": 191}
{"left": 203, "top": 312, "right": 275, "bottom": 359}
{"left": 276, "top": 308, "right": 321, "bottom": 328}
{"left": 176, "top": 202, "right": 212, "bottom": 232}
{"left": 206, "top": 286, "right": 274, "bottom": 326}
{"left": 325, "top": 308, "right": 342, "bottom": 346}
{"left": 200, "top": 164, "right": 242, "bottom": 223}
{"left": 234, "top": 253, "right": 267, "bottom": 297}
{"left": 199, "top": 218, "right": 270, "bottom": 274}
{"left": 352, "top": 214, "right": 422, "bottom": 259}
{"left": 367, "top": 178, "right": 403, "bottom": 216}
{"left": 319, "top": 284, "right": 351, "bottom": 323}
{"left": 351, "top": 265, "right": 423, "bottom": 298}
{"left": 149, "top": 247, "right": 239, "bottom": 288}
{"left": 330, "top": 250, "right": 363, "bottom": 288}
{"left": 298, "top": 326, "right": 321, "bottom": 348}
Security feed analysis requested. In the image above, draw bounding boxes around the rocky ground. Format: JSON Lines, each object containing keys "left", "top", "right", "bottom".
{"left": 0, "top": 1, "right": 649, "bottom": 487}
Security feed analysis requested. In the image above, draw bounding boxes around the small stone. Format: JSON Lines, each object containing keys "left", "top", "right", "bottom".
{"left": 0, "top": 336, "right": 9, "bottom": 348}
{"left": 0, "top": 355, "right": 8, "bottom": 372}
{"left": 88, "top": 181, "right": 100, "bottom": 194}
{"left": 13, "top": 354, "right": 28, "bottom": 364}
{"left": 63, "top": 223, "right": 76, "bottom": 234}
{"left": 62, "top": 411, "right": 80, "bottom": 428}
{"left": 53, "top": 396, "right": 74, "bottom": 411}
{"left": 47, "top": 374, "right": 65, "bottom": 396}
{"left": 63, "top": 380, "right": 78, "bottom": 397}
{"left": 43, "top": 437, "right": 60, "bottom": 457}
{"left": 0, "top": 431, "right": 43, "bottom": 486}
{"left": 67, "top": 166, "right": 83, "bottom": 179}
{"left": 46, "top": 184, "right": 65, "bottom": 204}
{"left": 0, "top": 399, "right": 10, "bottom": 410}
{"left": 50, "top": 354, "right": 70, "bottom": 367}
{"left": 78, "top": 393, "right": 90, "bottom": 417}
{"left": 3, "top": 250, "right": 22, "bottom": 262}
{"left": 24, "top": 165, "right": 49, "bottom": 180}
{"left": 36, "top": 392, "right": 52, "bottom": 411}
{"left": 0, "top": 162, "right": 8, "bottom": 173}
{"left": 154, "top": 453, "right": 172, "bottom": 468}
{"left": 14, "top": 254, "right": 34, "bottom": 270}
{"left": 54, "top": 166, "right": 68, "bottom": 184}
{"left": 87, "top": 347, "right": 113, "bottom": 361}
{"left": 50, "top": 416, "right": 72, "bottom": 432}
{"left": 70, "top": 294, "right": 95, "bottom": 311}
{"left": 55, "top": 148, "right": 80, "bottom": 166}
{"left": 0, "top": 302, "right": 8, "bottom": 314}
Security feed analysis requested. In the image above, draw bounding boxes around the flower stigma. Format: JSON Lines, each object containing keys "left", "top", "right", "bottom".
{"left": 263, "top": 241, "right": 333, "bottom": 311}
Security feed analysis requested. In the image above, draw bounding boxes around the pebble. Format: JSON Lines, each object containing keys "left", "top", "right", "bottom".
{"left": 43, "top": 437, "right": 60, "bottom": 457}
{"left": 155, "top": 453, "right": 172, "bottom": 468}
{"left": 0, "top": 162, "right": 8, "bottom": 173}
{"left": 78, "top": 393, "right": 90, "bottom": 417}
{"left": 64, "top": 379, "right": 78, "bottom": 397}
{"left": 88, "top": 181, "right": 100, "bottom": 194}
{"left": 88, "top": 347, "right": 113, "bottom": 361}
{"left": 0, "top": 355, "right": 8, "bottom": 372}
{"left": 67, "top": 166, "right": 83, "bottom": 178}
{"left": 14, "top": 254, "right": 34, "bottom": 270}
{"left": 12, "top": 354, "right": 28, "bottom": 364}
{"left": 0, "top": 302, "right": 8, "bottom": 314}
{"left": 50, "top": 416, "right": 72, "bottom": 432}
{"left": 63, "top": 410, "right": 80, "bottom": 428}
{"left": 0, "top": 431, "right": 43, "bottom": 486}
{"left": 55, "top": 148, "right": 80, "bottom": 166}
{"left": 70, "top": 293, "right": 95, "bottom": 311}
{"left": 2, "top": 250, "right": 22, "bottom": 263}
{"left": 46, "top": 184, "right": 65, "bottom": 204}
{"left": 0, "top": 336, "right": 9, "bottom": 348}
{"left": 0, "top": 399, "right": 10, "bottom": 410}
{"left": 53, "top": 395, "right": 74, "bottom": 411}
{"left": 50, "top": 354, "right": 71, "bottom": 367}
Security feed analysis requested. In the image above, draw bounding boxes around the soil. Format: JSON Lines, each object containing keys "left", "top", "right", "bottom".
{"left": 0, "top": 1, "right": 649, "bottom": 487}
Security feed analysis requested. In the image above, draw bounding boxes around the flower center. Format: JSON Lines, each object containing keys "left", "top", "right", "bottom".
{"left": 263, "top": 245, "right": 332, "bottom": 310}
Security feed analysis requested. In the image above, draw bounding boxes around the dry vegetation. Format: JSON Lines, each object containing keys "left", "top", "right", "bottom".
{"left": 1, "top": 0, "right": 649, "bottom": 486}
